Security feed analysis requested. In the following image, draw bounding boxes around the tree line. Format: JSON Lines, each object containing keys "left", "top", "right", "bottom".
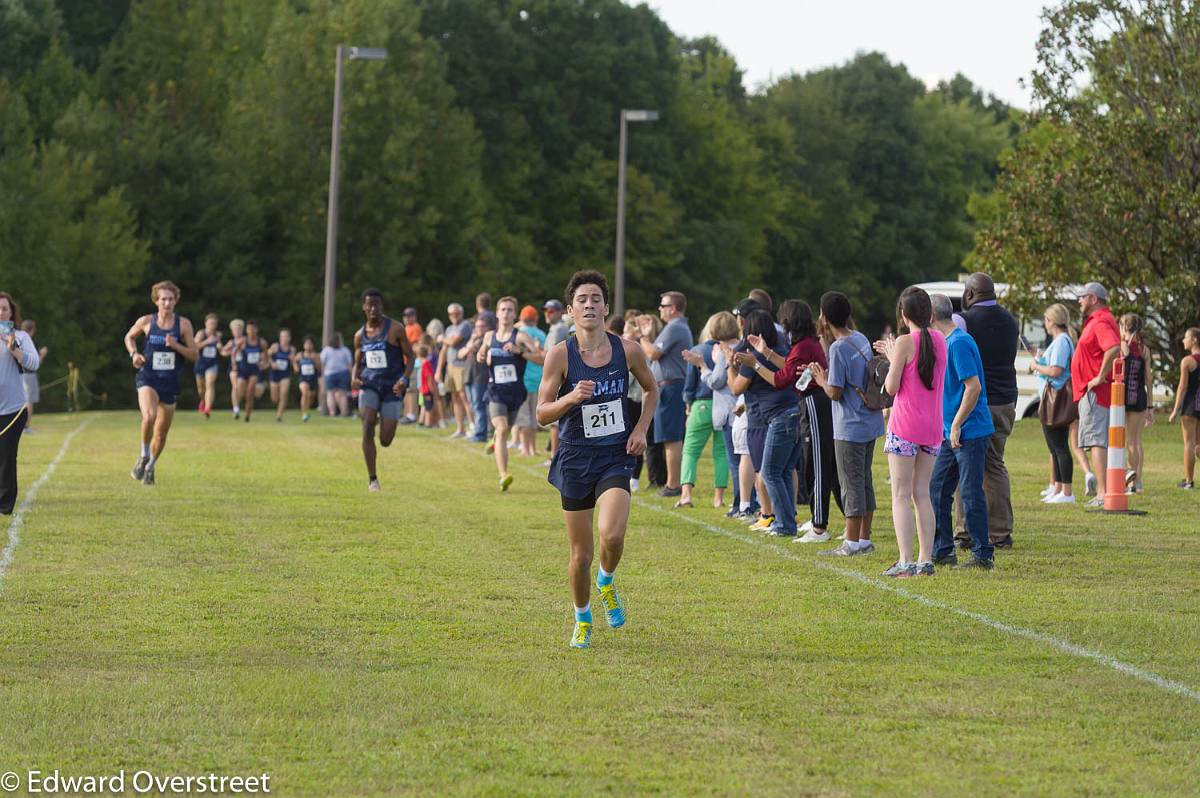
{"left": 21, "top": 0, "right": 1191, "bottom": 410}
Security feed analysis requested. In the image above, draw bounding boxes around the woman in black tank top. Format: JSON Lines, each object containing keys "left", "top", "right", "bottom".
{"left": 1120, "top": 314, "right": 1152, "bottom": 492}
{"left": 1168, "top": 328, "right": 1200, "bottom": 488}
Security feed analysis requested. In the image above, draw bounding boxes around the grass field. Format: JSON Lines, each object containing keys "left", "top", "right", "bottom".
{"left": 2, "top": 410, "right": 1199, "bottom": 797}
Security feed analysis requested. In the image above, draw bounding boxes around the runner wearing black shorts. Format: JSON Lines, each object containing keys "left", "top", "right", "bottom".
{"left": 537, "top": 270, "right": 657, "bottom": 650}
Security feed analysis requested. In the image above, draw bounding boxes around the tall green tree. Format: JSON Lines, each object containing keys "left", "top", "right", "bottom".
{"left": 972, "top": 0, "right": 1200, "bottom": 368}
{"left": 0, "top": 81, "right": 147, "bottom": 399}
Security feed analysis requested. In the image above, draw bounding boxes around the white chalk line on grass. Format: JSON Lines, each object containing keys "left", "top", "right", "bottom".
{"left": 428, "top": 427, "right": 1200, "bottom": 704}
{"left": 633, "top": 501, "right": 1200, "bottom": 705}
{"left": 0, "top": 418, "right": 91, "bottom": 592}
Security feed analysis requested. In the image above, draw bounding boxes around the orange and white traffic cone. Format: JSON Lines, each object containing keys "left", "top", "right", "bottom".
{"left": 1102, "top": 358, "right": 1146, "bottom": 514}
{"left": 1103, "top": 357, "right": 1128, "bottom": 511}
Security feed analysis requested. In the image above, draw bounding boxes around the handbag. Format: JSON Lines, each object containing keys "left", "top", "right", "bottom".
{"left": 1039, "top": 378, "right": 1078, "bottom": 428}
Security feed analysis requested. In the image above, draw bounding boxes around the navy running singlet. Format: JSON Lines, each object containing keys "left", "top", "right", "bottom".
{"left": 359, "top": 317, "right": 406, "bottom": 396}
{"left": 558, "top": 332, "right": 630, "bottom": 448}
{"left": 241, "top": 338, "right": 263, "bottom": 376}
{"left": 195, "top": 332, "right": 219, "bottom": 375}
{"left": 485, "top": 328, "right": 527, "bottom": 406}
{"left": 298, "top": 354, "right": 318, "bottom": 383}
{"left": 231, "top": 336, "right": 245, "bottom": 369}
{"left": 139, "top": 314, "right": 181, "bottom": 386}
{"left": 271, "top": 345, "right": 293, "bottom": 375}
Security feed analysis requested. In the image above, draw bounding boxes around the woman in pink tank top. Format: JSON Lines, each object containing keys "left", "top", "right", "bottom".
{"left": 873, "top": 287, "right": 946, "bottom": 578}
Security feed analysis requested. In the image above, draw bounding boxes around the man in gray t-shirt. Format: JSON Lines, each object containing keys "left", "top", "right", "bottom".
{"left": 437, "top": 302, "right": 475, "bottom": 437}
{"left": 638, "top": 291, "right": 693, "bottom": 496}
{"left": 810, "top": 292, "right": 884, "bottom": 556}
{"left": 543, "top": 300, "right": 572, "bottom": 349}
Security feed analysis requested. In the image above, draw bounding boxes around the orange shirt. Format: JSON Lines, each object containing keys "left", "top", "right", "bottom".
{"left": 405, "top": 322, "right": 422, "bottom": 345}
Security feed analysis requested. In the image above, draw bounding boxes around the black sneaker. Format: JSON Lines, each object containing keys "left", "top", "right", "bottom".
{"left": 142, "top": 467, "right": 155, "bottom": 486}
{"left": 658, "top": 486, "right": 682, "bottom": 498}
{"left": 993, "top": 537, "right": 1013, "bottom": 549}
{"left": 955, "top": 538, "right": 971, "bottom": 550}
{"left": 131, "top": 456, "right": 148, "bottom": 481}
{"left": 724, "top": 506, "right": 741, "bottom": 518}
{"left": 953, "top": 556, "right": 994, "bottom": 570}
{"left": 933, "top": 553, "right": 958, "bottom": 566}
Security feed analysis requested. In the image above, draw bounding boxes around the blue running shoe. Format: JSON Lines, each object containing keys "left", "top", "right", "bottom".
{"left": 570, "top": 620, "right": 592, "bottom": 649}
{"left": 597, "top": 583, "right": 626, "bottom": 628}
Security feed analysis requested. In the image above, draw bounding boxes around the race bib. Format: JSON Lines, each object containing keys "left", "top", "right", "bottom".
{"left": 365, "top": 349, "right": 387, "bottom": 370}
{"left": 582, "top": 400, "right": 624, "bottom": 439}
{"left": 202, "top": 345, "right": 217, "bottom": 358}
{"left": 300, "top": 363, "right": 315, "bottom": 376}
{"left": 494, "top": 364, "right": 518, "bottom": 384}
{"left": 246, "top": 351, "right": 260, "bottom": 365}
{"left": 152, "top": 351, "right": 175, "bottom": 371}
{"left": 273, "top": 358, "right": 289, "bottom": 371}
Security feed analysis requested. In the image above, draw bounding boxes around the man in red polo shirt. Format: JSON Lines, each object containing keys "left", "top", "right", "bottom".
{"left": 1071, "top": 282, "right": 1121, "bottom": 506}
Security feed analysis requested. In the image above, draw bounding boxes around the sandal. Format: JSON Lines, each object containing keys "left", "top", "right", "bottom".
{"left": 673, "top": 499, "right": 694, "bottom": 509}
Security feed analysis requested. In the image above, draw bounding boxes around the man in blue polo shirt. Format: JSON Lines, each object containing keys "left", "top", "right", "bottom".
{"left": 929, "top": 294, "right": 995, "bottom": 571}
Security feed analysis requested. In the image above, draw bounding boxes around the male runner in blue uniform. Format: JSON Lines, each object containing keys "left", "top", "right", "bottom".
{"left": 538, "top": 271, "right": 657, "bottom": 649}
{"left": 267, "top": 328, "right": 294, "bottom": 422}
{"left": 296, "top": 336, "right": 321, "bottom": 422}
{"left": 352, "top": 288, "right": 415, "bottom": 492}
{"left": 235, "top": 320, "right": 265, "bottom": 422}
{"left": 192, "top": 312, "right": 221, "bottom": 418}
{"left": 123, "top": 280, "right": 199, "bottom": 485}
{"left": 477, "top": 296, "right": 544, "bottom": 491}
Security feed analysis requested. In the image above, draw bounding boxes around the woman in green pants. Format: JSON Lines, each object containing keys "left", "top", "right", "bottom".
{"left": 677, "top": 312, "right": 738, "bottom": 508}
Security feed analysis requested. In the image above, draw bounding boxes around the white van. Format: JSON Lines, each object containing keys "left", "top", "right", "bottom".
{"left": 915, "top": 279, "right": 1169, "bottom": 420}
{"left": 914, "top": 281, "right": 1044, "bottom": 419}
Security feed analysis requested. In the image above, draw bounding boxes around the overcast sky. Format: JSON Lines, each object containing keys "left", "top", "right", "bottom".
{"left": 648, "top": 0, "right": 1053, "bottom": 108}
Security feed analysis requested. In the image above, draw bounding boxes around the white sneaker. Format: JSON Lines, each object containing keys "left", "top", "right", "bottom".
{"left": 797, "top": 529, "right": 832, "bottom": 543}
{"left": 630, "top": 478, "right": 640, "bottom": 493}
{"left": 1085, "top": 472, "right": 1098, "bottom": 497}
{"left": 798, "top": 520, "right": 815, "bottom": 533}
{"left": 1047, "top": 492, "right": 1076, "bottom": 504}
{"left": 1041, "top": 491, "right": 1061, "bottom": 503}
{"left": 1040, "top": 483, "right": 1056, "bottom": 497}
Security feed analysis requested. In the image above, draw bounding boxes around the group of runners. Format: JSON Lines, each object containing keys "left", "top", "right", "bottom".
{"left": 123, "top": 272, "right": 645, "bottom": 649}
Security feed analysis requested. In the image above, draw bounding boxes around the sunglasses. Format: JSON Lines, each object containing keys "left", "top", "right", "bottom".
{"left": 658, "top": 303, "right": 672, "bottom": 309}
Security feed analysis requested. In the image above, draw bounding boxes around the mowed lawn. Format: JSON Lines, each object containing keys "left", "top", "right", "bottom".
{"left": 1, "top": 410, "right": 1198, "bottom": 797}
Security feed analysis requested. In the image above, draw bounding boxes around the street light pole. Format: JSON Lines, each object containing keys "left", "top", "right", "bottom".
{"left": 613, "top": 109, "right": 658, "bottom": 318}
{"left": 321, "top": 45, "right": 389, "bottom": 350}
{"left": 321, "top": 45, "right": 346, "bottom": 351}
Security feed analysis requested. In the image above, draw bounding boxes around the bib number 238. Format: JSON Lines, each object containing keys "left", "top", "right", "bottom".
{"left": 582, "top": 401, "right": 624, "bottom": 438}
{"left": 152, "top": 351, "right": 175, "bottom": 371}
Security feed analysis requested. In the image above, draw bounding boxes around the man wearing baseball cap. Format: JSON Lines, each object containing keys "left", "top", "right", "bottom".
{"left": 1070, "top": 281, "right": 1121, "bottom": 506}
{"left": 544, "top": 299, "right": 572, "bottom": 348}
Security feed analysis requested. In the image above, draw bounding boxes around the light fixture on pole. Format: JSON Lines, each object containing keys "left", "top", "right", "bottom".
{"left": 613, "top": 108, "right": 658, "bottom": 318}
{"left": 321, "top": 44, "right": 388, "bottom": 351}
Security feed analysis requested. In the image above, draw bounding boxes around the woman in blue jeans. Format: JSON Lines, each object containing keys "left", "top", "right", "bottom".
{"left": 731, "top": 309, "right": 801, "bottom": 536}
